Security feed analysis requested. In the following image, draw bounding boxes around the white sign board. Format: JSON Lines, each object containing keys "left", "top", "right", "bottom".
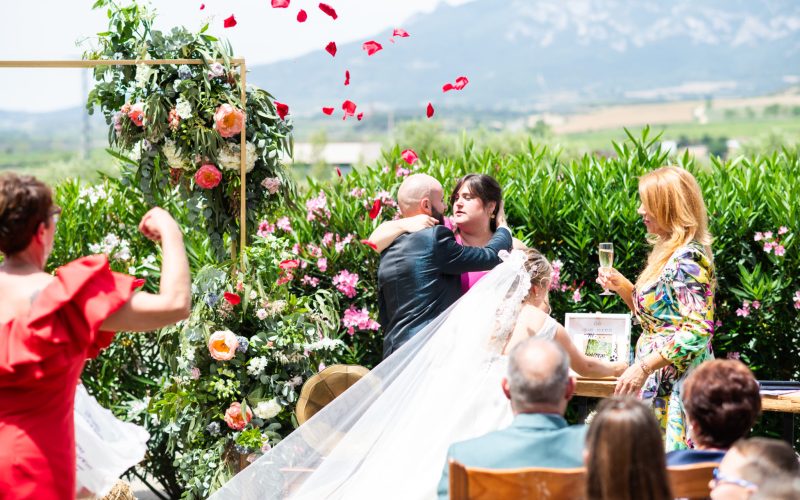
{"left": 564, "top": 313, "right": 632, "bottom": 364}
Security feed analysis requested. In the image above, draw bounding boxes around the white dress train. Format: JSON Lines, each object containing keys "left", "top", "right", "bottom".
{"left": 210, "top": 250, "right": 556, "bottom": 500}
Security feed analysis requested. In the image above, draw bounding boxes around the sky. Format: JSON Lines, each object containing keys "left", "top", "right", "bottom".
{"left": 0, "top": 0, "right": 471, "bottom": 112}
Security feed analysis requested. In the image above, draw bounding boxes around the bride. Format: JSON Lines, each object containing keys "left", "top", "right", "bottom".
{"left": 210, "top": 249, "right": 625, "bottom": 499}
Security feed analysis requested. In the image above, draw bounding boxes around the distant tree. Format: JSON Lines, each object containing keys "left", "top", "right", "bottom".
{"left": 763, "top": 104, "right": 781, "bottom": 117}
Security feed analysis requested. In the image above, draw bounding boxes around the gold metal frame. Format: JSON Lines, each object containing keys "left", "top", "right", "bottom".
{"left": 0, "top": 58, "right": 248, "bottom": 266}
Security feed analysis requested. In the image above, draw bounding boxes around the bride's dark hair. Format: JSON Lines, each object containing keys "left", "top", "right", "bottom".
{"left": 522, "top": 248, "right": 553, "bottom": 291}
{"left": 450, "top": 174, "right": 502, "bottom": 231}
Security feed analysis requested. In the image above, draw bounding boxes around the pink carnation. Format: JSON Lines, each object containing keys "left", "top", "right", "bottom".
{"left": 333, "top": 270, "right": 359, "bottom": 298}
{"left": 224, "top": 402, "right": 253, "bottom": 431}
{"left": 774, "top": 245, "right": 786, "bottom": 257}
{"left": 764, "top": 242, "right": 774, "bottom": 253}
{"left": 306, "top": 192, "right": 331, "bottom": 222}
{"left": 322, "top": 232, "right": 334, "bottom": 247}
{"left": 396, "top": 165, "right": 411, "bottom": 177}
{"left": 277, "top": 216, "right": 293, "bottom": 233}
{"left": 257, "top": 220, "right": 275, "bottom": 237}
{"left": 779, "top": 226, "right": 789, "bottom": 235}
{"left": 306, "top": 244, "right": 323, "bottom": 258}
{"left": 317, "top": 257, "right": 328, "bottom": 272}
{"left": 350, "top": 187, "right": 366, "bottom": 198}
{"left": 301, "top": 276, "right": 320, "bottom": 287}
{"left": 374, "top": 190, "right": 396, "bottom": 208}
{"left": 764, "top": 231, "right": 773, "bottom": 239}
{"left": 752, "top": 300, "right": 761, "bottom": 310}
{"left": 736, "top": 307, "right": 750, "bottom": 317}
{"left": 342, "top": 305, "right": 380, "bottom": 335}
{"left": 335, "top": 234, "right": 354, "bottom": 253}
{"left": 754, "top": 232, "right": 764, "bottom": 241}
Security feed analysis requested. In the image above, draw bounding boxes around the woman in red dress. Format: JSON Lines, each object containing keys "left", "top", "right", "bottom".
{"left": 0, "top": 173, "right": 191, "bottom": 500}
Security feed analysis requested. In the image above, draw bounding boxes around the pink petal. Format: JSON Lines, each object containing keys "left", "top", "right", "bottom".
{"left": 297, "top": 9, "right": 307, "bottom": 22}
{"left": 344, "top": 70, "right": 350, "bottom": 86}
{"left": 362, "top": 40, "right": 383, "bottom": 56}
{"left": 442, "top": 83, "right": 454, "bottom": 92}
{"left": 224, "top": 15, "right": 237, "bottom": 28}
{"left": 319, "top": 3, "right": 337, "bottom": 19}
{"left": 442, "top": 76, "right": 469, "bottom": 92}
{"left": 322, "top": 107, "right": 334, "bottom": 115}
{"left": 342, "top": 100, "right": 357, "bottom": 120}
{"left": 357, "top": 112, "right": 364, "bottom": 121}
{"left": 393, "top": 28, "right": 409, "bottom": 38}
{"left": 272, "top": 0, "right": 290, "bottom": 7}
{"left": 426, "top": 102, "right": 434, "bottom": 118}
{"left": 401, "top": 149, "right": 418, "bottom": 165}
{"left": 200, "top": 3, "right": 205, "bottom": 10}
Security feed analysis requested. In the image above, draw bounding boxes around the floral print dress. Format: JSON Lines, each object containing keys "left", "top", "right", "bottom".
{"left": 633, "top": 241, "right": 715, "bottom": 451}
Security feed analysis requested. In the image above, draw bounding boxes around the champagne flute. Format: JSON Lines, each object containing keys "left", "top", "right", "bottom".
{"left": 598, "top": 242, "right": 614, "bottom": 296}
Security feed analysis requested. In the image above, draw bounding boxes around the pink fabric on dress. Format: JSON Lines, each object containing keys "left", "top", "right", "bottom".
{"left": 444, "top": 218, "right": 489, "bottom": 294}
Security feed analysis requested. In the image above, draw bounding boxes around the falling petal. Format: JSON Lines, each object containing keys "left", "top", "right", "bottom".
{"left": 362, "top": 40, "right": 383, "bottom": 56}
{"left": 274, "top": 101, "right": 289, "bottom": 120}
{"left": 322, "top": 107, "right": 334, "bottom": 115}
{"left": 426, "top": 102, "right": 434, "bottom": 118}
{"left": 224, "top": 15, "right": 237, "bottom": 28}
{"left": 318, "top": 3, "right": 338, "bottom": 19}
{"left": 369, "top": 199, "right": 381, "bottom": 219}
{"left": 342, "top": 100, "right": 357, "bottom": 120}
{"left": 325, "top": 41, "right": 337, "bottom": 57}
{"left": 297, "top": 9, "right": 307, "bottom": 22}
{"left": 393, "top": 28, "right": 409, "bottom": 38}
{"left": 344, "top": 70, "right": 350, "bottom": 86}
{"left": 357, "top": 112, "right": 364, "bottom": 121}
{"left": 271, "top": 0, "right": 290, "bottom": 7}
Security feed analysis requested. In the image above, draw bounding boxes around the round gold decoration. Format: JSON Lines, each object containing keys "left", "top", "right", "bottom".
{"left": 295, "top": 364, "right": 370, "bottom": 425}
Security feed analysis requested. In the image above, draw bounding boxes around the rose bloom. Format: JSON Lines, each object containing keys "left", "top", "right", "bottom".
{"left": 224, "top": 402, "right": 253, "bottom": 431}
{"left": 128, "top": 102, "right": 145, "bottom": 127}
{"left": 195, "top": 164, "right": 223, "bottom": 189}
{"left": 208, "top": 330, "right": 239, "bottom": 361}
{"left": 214, "top": 103, "right": 245, "bottom": 138}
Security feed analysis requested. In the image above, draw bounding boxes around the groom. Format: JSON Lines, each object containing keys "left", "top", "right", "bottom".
{"left": 377, "top": 173, "right": 512, "bottom": 358}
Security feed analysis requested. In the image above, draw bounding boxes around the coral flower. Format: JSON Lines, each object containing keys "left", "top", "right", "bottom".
{"left": 224, "top": 402, "right": 253, "bottom": 430}
{"left": 195, "top": 164, "right": 223, "bottom": 189}
{"left": 214, "top": 103, "right": 245, "bottom": 138}
{"left": 128, "top": 102, "right": 145, "bottom": 127}
{"left": 208, "top": 330, "right": 239, "bottom": 361}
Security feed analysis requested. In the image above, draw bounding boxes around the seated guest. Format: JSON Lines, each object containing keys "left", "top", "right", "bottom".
{"left": 710, "top": 437, "right": 800, "bottom": 500}
{"left": 751, "top": 472, "right": 800, "bottom": 500}
{"left": 436, "top": 337, "right": 584, "bottom": 499}
{"left": 667, "top": 359, "right": 761, "bottom": 466}
{"left": 586, "top": 397, "right": 672, "bottom": 500}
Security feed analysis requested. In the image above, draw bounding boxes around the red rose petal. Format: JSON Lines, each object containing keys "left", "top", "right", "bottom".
{"left": 131, "top": 278, "right": 146, "bottom": 290}
{"left": 275, "top": 101, "right": 289, "bottom": 120}
{"left": 369, "top": 199, "right": 381, "bottom": 219}
{"left": 322, "top": 107, "right": 334, "bottom": 115}
{"left": 357, "top": 112, "right": 364, "bottom": 121}
{"left": 344, "top": 70, "right": 350, "bottom": 86}
{"left": 272, "top": 0, "right": 290, "bottom": 7}
{"left": 297, "top": 9, "right": 307, "bottom": 22}
{"left": 336, "top": 167, "right": 342, "bottom": 177}
{"left": 224, "top": 15, "right": 237, "bottom": 28}
{"left": 393, "top": 28, "right": 409, "bottom": 38}
{"left": 318, "top": 3, "right": 337, "bottom": 19}
{"left": 342, "top": 99, "right": 357, "bottom": 120}
{"left": 360, "top": 239, "right": 378, "bottom": 251}
{"left": 325, "top": 41, "right": 337, "bottom": 57}
{"left": 200, "top": 3, "right": 205, "bottom": 10}
{"left": 442, "top": 83, "right": 454, "bottom": 92}
{"left": 454, "top": 76, "right": 469, "bottom": 90}
{"left": 223, "top": 292, "right": 241, "bottom": 306}
{"left": 401, "top": 149, "right": 419, "bottom": 165}
{"left": 362, "top": 40, "right": 383, "bottom": 56}
{"left": 426, "top": 102, "right": 434, "bottom": 118}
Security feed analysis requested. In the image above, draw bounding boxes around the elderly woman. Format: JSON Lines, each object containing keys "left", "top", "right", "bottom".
{"left": 597, "top": 166, "right": 715, "bottom": 451}
{"left": 0, "top": 173, "right": 191, "bottom": 499}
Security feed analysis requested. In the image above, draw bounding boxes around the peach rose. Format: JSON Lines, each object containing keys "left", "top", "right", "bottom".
{"left": 223, "top": 402, "right": 253, "bottom": 431}
{"left": 128, "top": 102, "right": 145, "bottom": 127}
{"left": 208, "top": 329, "right": 238, "bottom": 361}
{"left": 214, "top": 103, "right": 245, "bottom": 138}
{"left": 194, "top": 164, "right": 223, "bottom": 189}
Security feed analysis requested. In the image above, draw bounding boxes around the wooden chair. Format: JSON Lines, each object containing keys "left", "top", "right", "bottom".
{"left": 449, "top": 459, "right": 587, "bottom": 500}
{"left": 667, "top": 462, "right": 718, "bottom": 499}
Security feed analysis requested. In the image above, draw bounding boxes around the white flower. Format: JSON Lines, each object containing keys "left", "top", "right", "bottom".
{"left": 162, "top": 139, "right": 189, "bottom": 170}
{"left": 249, "top": 290, "right": 258, "bottom": 300}
{"left": 304, "top": 338, "right": 345, "bottom": 351}
{"left": 218, "top": 141, "right": 257, "bottom": 173}
{"left": 256, "top": 308, "right": 268, "bottom": 320}
{"left": 135, "top": 63, "right": 156, "bottom": 89}
{"left": 253, "top": 399, "right": 281, "bottom": 420}
{"left": 128, "top": 266, "right": 137, "bottom": 274}
{"left": 78, "top": 185, "right": 108, "bottom": 206}
{"left": 175, "top": 97, "right": 193, "bottom": 119}
{"left": 247, "top": 356, "right": 268, "bottom": 376}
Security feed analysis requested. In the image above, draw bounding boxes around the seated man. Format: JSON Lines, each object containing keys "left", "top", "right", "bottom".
{"left": 437, "top": 337, "right": 584, "bottom": 499}
{"left": 667, "top": 359, "right": 761, "bottom": 466}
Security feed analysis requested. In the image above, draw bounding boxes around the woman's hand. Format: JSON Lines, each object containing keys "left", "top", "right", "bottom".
{"left": 400, "top": 214, "right": 437, "bottom": 233}
{"left": 596, "top": 267, "right": 633, "bottom": 295}
{"left": 138, "top": 207, "right": 180, "bottom": 243}
{"left": 495, "top": 201, "right": 508, "bottom": 229}
{"left": 614, "top": 363, "right": 648, "bottom": 396}
{"left": 611, "top": 360, "right": 629, "bottom": 378}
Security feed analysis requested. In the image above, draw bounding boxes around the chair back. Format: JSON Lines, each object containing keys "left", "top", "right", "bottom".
{"left": 667, "top": 462, "right": 717, "bottom": 499}
{"left": 449, "top": 460, "right": 586, "bottom": 500}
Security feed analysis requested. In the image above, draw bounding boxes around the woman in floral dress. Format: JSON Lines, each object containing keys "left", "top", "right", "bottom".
{"left": 597, "top": 166, "right": 715, "bottom": 451}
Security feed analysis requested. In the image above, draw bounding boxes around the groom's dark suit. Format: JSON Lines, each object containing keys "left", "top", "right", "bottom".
{"left": 377, "top": 225, "right": 512, "bottom": 358}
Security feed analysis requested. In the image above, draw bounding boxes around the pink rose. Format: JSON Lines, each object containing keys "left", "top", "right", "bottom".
{"left": 214, "top": 103, "right": 245, "bottom": 138}
{"left": 208, "top": 330, "right": 239, "bottom": 361}
{"left": 224, "top": 402, "right": 253, "bottom": 430}
{"left": 195, "top": 164, "right": 223, "bottom": 189}
{"left": 128, "top": 102, "right": 145, "bottom": 127}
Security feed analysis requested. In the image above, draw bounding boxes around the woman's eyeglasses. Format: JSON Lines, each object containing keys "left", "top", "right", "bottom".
{"left": 711, "top": 468, "right": 757, "bottom": 490}
{"left": 49, "top": 206, "right": 62, "bottom": 224}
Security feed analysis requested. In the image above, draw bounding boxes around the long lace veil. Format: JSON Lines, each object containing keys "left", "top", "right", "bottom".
{"left": 210, "top": 250, "right": 531, "bottom": 499}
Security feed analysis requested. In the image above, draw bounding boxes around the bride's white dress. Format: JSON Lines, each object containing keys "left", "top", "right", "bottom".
{"left": 210, "top": 250, "right": 556, "bottom": 499}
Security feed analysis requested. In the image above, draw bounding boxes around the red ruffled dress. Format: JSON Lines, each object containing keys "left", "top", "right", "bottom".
{"left": 0, "top": 255, "right": 133, "bottom": 500}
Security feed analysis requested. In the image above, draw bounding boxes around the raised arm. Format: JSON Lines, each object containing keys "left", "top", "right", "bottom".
{"left": 553, "top": 325, "right": 627, "bottom": 378}
{"left": 367, "top": 214, "right": 437, "bottom": 253}
{"left": 101, "top": 207, "right": 191, "bottom": 332}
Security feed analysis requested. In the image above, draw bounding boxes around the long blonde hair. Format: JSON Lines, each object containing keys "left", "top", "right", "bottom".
{"left": 636, "top": 166, "right": 712, "bottom": 288}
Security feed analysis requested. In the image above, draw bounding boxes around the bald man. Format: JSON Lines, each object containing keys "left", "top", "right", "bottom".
{"left": 437, "top": 337, "right": 585, "bottom": 499}
{"left": 377, "top": 174, "right": 512, "bottom": 358}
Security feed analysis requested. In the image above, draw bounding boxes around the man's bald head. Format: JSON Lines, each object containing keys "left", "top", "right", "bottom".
{"left": 506, "top": 337, "right": 571, "bottom": 413}
{"left": 397, "top": 174, "right": 445, "bottom": 219}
